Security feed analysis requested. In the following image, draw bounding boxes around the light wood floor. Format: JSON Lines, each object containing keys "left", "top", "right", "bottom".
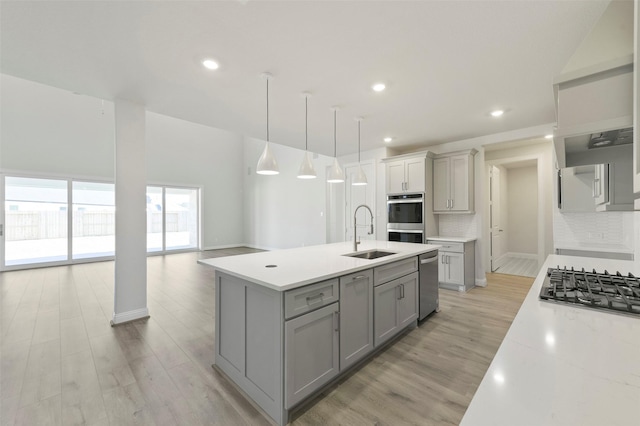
{"left": 1, "top": 249, "right": 534, "bottom": 426}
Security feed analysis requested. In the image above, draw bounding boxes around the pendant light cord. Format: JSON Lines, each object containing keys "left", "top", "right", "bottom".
{"left": 358, "top": 120, "right": 361, "bottom": 162}
{"left": 266, "top": 79, "right": 270, "bottom": 142}
{"left": 334, "top": 110, "right": 337, "bottom": 157}
{"left": 305, "top": 96, "right": 308, "bottom": 150}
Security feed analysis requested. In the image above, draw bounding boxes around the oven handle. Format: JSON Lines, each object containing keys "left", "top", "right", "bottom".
{"left": 389, "top": 229, "right": 423, "bottom": 233}
{"left": 387, "top": 199, "right": 424, "bottom": 204}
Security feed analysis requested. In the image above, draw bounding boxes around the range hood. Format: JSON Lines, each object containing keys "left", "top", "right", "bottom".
{"left": 588, "top": 127, "right": 633, "bottom": 149}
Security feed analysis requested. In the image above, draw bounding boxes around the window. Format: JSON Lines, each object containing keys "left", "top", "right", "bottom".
{"left": 4, "top": 176, "right": 68, "bottom": 266}
{"left": 2, "top": 175, "right": 201, "bottom": 269}
{"left": 72, "top": 181, "right": 115, "bottom": 259}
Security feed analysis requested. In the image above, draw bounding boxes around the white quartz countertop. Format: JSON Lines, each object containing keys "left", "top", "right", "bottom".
{"left": 426, "top": 236, "right": 477, "bottom": 243}
{"left": 460, "top": 254, "right": 640, "bottom": 426}
{"left": 198, "top": 240, "right": 439, "bottom": 291}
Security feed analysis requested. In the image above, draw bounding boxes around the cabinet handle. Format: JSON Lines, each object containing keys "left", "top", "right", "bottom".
{"left": 441, "top": 255, "right": 445, "bottom": 264}
{"left": 401, "top": 284, "right": 405, "bottom": 299}
{"left": 450, "top": 199, "right": 454, "bottom": 209}
{"left": 334, "top": 311, "right": 340, "bottom": 331}
{"left": 352, "top": 275, "right": 366, "bottom": 280}
{"left": 397, "top": 285, "right": 402, "bottom": 300}
{"left": 306, "top": 293, "right": 324, "bottom": 304}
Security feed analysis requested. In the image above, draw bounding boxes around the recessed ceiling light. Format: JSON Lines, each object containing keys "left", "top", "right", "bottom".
{"left": 545, "top": 134, "right": 553, "bottom": 139}
{"left": 490, "top": 110, "right": 504, "bottom": 117}
{"left": 372, "top": 83, "right": 386, "bottom": 92}
{"left": 384, "top": 137, "right": 392, "bottom": 143}
{"left": 202, "top": 59, "right": 219, "bottom": 70}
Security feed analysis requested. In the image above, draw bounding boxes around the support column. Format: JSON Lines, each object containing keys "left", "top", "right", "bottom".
{"left": 112, "top": 99, "right": 149, "bottom": 325}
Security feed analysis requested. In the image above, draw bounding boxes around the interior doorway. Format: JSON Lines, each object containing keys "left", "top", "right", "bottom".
{"left": 487, "top": 160, "right": 540, "bottom": 277}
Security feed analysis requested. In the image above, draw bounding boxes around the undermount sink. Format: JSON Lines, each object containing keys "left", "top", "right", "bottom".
{"left": 343, "top": 250, "right": 396, "bottom": 260}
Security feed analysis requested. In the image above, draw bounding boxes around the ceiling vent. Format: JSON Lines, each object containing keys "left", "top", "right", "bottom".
{"left": 588, "top": 127, "right": 633, "bottom": 149}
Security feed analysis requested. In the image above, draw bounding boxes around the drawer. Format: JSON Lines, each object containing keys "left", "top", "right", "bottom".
{"left": 373, "top": 257, "right": 418, "bottom": 287}
{"left": 427, "top": 240, "right": 464, "bottom": 253}
{"left": 284, "top": 279, "right": 339, "bottom": 319}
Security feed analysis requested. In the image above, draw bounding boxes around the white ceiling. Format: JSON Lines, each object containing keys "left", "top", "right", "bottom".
{"left": 0, "top": 1, "right": 610, "bottom": 156}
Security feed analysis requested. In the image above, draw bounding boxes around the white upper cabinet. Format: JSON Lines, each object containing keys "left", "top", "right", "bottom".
{"left": 385, "top": 157, "right": 426, "bottom": 194}
{"left": 433, "top": 150, "right": 476, "bottom": 214}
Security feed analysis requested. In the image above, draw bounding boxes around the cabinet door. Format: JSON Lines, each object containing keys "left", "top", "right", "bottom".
{"left": 374, "top": 280, "right": 400, "bottom": 347}
{"left": 397, "top": 272, "right": 418, "bottom": 329}
{"left": 339, "top": 271, "right": 374, "bottom": 370}
{"left": 437, "top": 252, "right": 447, "bottom": 283}
{"left": 285, "top": 302, "right": 339, "bottom": 408}
{"left": 405, "top": 158, "right": 426, "bottom": 193}
{"left": 594, "top": 163, "right": 609, "bottom": 206}
{"left": 450, "top": 154, "right": 469, "bottom": 211}
{"left": 446, "top": 252, "right": 465, "bottom": 285}
{"left": 433, "top": 158, "right": 450, "bottom": 211}
{"left": 386, "top": 160, "right": 406, "bottom": 194}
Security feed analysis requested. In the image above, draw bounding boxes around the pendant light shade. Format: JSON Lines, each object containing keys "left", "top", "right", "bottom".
{"left": 352, "top": 164, "right": 368, "bottom": 186}
{"left": 352, "top": 117, "right": 367, "bottom": 186}
{"left": 298, "top": 151, "right": 316, "bottom": 179}
{"left": 256, "top": 142, "right": 279, "bottom": 175}
{"left": 256, "top": 73, "right": 279, "bottom": 175}
{"left": 297, "top": 93, "right": 317, "bottom": 179}
{"left": 327, "top": 107, "right": 345, "bottom": 183}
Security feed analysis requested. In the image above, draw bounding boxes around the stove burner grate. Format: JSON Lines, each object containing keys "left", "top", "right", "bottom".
{"left": 540, "top": 267, "right": 640, "bottom": 316}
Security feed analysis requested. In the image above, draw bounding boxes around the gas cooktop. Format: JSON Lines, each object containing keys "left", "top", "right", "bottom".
{"left": 540, "top": 267, "right": 640, "bottom": 317}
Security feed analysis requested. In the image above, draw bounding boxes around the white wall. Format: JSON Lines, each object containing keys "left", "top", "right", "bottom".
{"left": 1, "top": 74, "right": 246, "bottom": 249}
{"left": 1, "top": 74, "right": 115, "bottom": 178}
{"left": 146, "top": 112, "right": 244, "bottom": 248}
{"left": 506, "top": 166, "right": 538, "bottom": 255}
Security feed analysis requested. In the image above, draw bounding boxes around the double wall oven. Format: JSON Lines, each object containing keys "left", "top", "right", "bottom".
{"left": 387, "top": 193, "right": 425, "bottom": 243}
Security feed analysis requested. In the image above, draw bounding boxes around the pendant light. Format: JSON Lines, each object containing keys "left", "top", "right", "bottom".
{"left": 352, "top": 117, "right": 368, "bottom": 186}
{"left": 297, "top": 92, "right": 317, "bottom": 179}
{"left": 256, "top": 73, "right": 279, "bottom": 175}
{"left": 327, "top": 107, "right": 345, "bottom": 183}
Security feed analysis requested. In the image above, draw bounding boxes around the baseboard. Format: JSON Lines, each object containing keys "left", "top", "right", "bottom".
{"left": 201, "top": 244, "right": 244, "bottom": 251}
{"left": 111, "top": 307, "right": 150, "bottom": 326}
{"left": 475, "top": 277, "right": 487, "bottom": 287}
{"left": 243, "top": 243, "right": 278, "bottom": 251}
{"left": 505, "top": 252, "right": 537, "bottom": 260}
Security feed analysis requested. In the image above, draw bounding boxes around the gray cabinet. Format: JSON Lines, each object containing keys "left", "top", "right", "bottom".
{"left": 386, "top": 157, "right": 426, "bottom": 194}
{"left": 428, "top": 239, "right": 475, "bottom": 292}
{"left": 374, "top": 272, "right": 418, "bottom": 347}
{"left": 433, "top": 150, "right": 476, "bottom": 213}
{"left": 339, "top": 270, "right": 374, "bottom": 370}
{"left": 285, "top": 302, "right": 339, "bottom": 409}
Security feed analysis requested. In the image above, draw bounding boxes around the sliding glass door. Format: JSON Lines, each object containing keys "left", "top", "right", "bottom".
{"left": 72, "top": 181, "right": 115, "bottom": 259}
{"left": 4, "top": 176, "right": 68, "bottom": 266}
{"left": 2, "top": 174, "right": 201, "bottom": 269}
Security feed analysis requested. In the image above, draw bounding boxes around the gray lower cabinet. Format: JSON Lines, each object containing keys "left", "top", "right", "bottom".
{"left": 374, "top": 272, "right": 419, "bottom": 347}
{"left": 214, "top": 258, "right": 420, "bottom": 426}
{"left": 339, "top": 270, "right": 374, "bottom": 370}
{"left": 285, "top": 302, "right": 340, "bottom": 409}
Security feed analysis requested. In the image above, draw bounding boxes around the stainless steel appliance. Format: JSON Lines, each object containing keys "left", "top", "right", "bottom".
{"left": 540, "top": 267, "right": 640, "bottom": 316}
{"left": 419, "top": 251, "right": 439, "bottom": 320}
{"left": 387, "top": 193, "right": 424, "bottom": 243}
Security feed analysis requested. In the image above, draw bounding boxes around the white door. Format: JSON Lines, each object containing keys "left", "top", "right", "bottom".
{"left": 344, "top": 162, "right": 375, "bottom": 243}
{"left": 490, "top": 166, "right": 504, "bottom": 272}
{"left": 433, "top": 158, "right": 450, "bottom": 211}
{"left": 450, "top": 155, "right": 469, "bottom": 211}
{"left": 446, "top": 252, "right": 464, "bottom": 285}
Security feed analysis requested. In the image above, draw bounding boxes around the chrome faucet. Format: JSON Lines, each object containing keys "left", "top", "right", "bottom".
{"left": 353, "top": 204, "right": 374, "bottom": 251}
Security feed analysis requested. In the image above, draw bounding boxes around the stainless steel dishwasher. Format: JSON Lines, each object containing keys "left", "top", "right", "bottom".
{"left": 419, "top": 251, "right": 439, "bottom": 320}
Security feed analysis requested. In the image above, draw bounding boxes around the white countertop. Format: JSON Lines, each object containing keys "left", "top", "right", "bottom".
{"left": 461, "top": 254, "right": 640, "bottom": 426}
{"left": 426, "top": 236, "right": 477, "bottom": 243}
{"left": 198, "top": 240, "right": 439, "bottom": 291}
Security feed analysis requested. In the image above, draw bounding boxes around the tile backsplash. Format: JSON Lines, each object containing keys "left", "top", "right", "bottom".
{"left": 438, "top": 214, "right": 478, "bottom": 238}
{"left": 553, "top": 211, "right": 634, "bottom": 252}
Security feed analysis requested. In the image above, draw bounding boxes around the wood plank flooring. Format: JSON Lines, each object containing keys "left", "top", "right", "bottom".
{"left": 1, "top": 249, "right": 533, "bottom": 426}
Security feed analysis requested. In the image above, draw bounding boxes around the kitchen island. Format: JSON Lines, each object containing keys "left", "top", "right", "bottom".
{"left": 199, "top": 240, "right": 439, "bottom": 426}
{"left": 461, "top": 254, "right": 640, "bottom": 426}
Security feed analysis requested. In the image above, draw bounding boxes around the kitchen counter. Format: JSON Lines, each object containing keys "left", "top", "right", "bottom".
{"left": 460, "top": 254, "right": 640, "bottom": 426}
{"left": 426, "top": 235, "right": 477, "bottom": 243}
{"left": 198, "top": 240, "right": 438, "bottom": 291}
